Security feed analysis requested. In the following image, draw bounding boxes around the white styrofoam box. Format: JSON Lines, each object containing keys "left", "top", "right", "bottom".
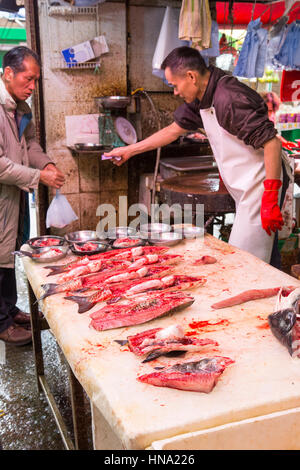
{"left": 61, "top": 40, "right": 95, "bottom": 67}
{"left": 148, "top": 407, "right": 300, "bottom": 450}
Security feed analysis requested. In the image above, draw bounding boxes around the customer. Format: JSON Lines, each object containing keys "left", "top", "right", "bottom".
{"left": 0, "top": 46, "right": 65, "bottom": 346}
{"left": 104, "top": 46, "right": 292, "bottom": 268}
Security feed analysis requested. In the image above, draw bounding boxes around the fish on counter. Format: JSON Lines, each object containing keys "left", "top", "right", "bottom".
{"left": 89, "top": 291, "right": 195, "bottom": 331}
{"left": 124, "top": 324, "right": 218, "bottom": 362}
{"left": 66, "top": 274, "right": 206, "bottom": 313}
{"left": 39, "top": 265, "right": 170, "bottom": 301}
{"left": 112, "top": 237, "right": 142, "bottom": 248}
{"left": 211, "top": 286, "right": 297, "bottom": 310}
{"left": 44, "top": 245, "right": 170, "bottom": 276}
{"left": 73, "top": 242, "right": 99, "bottom": 252}
{"left": 31, "top": 237, "right": 62, "bottom": 247}
{"left": 193, "top": 255, "right": 217, "bottom": 265}
{"left": 137, "top": 356, "right": 234, "bottom": 393}
{"left": 268, "top": 287, "right": 300, "bottom": 358}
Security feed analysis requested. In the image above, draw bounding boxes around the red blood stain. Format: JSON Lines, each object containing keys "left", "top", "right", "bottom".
{"left": 188, "top": 319, "right": 230, "bottom": 330}
{"left": 256, "top": 322, "right": 269, "bottom": 330}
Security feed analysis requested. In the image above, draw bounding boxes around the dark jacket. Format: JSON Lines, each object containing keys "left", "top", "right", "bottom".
{"left": 174, "top": 66, "right": 277, "bottom": 150}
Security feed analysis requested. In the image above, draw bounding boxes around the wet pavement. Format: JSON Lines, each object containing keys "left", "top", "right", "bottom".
{"left": 0, "top": 257, "right": 93, "bottom": 450}
{"left": 0, "top": 199, "right": 92, "bottom": 450}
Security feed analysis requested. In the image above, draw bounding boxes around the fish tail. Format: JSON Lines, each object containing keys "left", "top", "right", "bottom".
{"left": 39, "top": 283, "right": 59, "bottom": 300}
{"left": 44, "top": 265, "right": 67, "bottom": 276}
{"left": 65, "top": 295, "right": 94, "bottom": 313}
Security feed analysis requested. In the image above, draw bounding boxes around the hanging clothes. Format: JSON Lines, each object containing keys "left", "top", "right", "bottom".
{"left": 274, "top": 21, "right": 300, "bottom": 70}
{"left": 178, "top": 0, "right": 212, "bottom": 50}
{"left": 152, "top": 6, "right": 189, "bottom": 82}
{"left": 265, "top": 15, "right": 288, "bottom": 69}
{"left": 233, "top": 18, "right": 268, "bottom": 78}
{"left": 200, "top": 20, "right": 220, "bottom": 65}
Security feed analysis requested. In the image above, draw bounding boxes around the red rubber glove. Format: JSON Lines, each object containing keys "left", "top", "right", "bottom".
{"left": 261, "top": 179, "right": 284, "bottom": 236}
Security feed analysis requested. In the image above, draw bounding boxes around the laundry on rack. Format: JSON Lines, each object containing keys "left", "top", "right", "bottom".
{"left": 233, "top": 18, "right": 268, "bottom": 78}
{"left": 178, "top": 0, "right": 212, "bottom": 50}
{"left": 199, "top": 20, "right": 220, "bottom": 65}
{"left": 265, "top": 16, "right": 289, "bottom": 70}
{"left": 274, "top": 21, "right": 300, "bottom": 70}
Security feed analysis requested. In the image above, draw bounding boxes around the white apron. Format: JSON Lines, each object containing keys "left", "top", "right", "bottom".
{"left": 200, "top": 106, "right": 282, "bottom": 263}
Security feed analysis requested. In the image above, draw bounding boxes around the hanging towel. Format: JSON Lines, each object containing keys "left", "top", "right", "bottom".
{"left": 178, "top": 0, "right": 212, "bottom": 50}
{"left": 233, "top": 18, "right": 268, "bottom": 78}
{"left": 275, "top": 21, "right": 300, "bottom": 70}
{"left": 152, "top": 6, "right": 189, "bottom": 82}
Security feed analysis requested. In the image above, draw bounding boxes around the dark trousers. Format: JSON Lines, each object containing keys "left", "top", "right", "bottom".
{"left": 0, "top": 267, "right": 19, "bottom": 333}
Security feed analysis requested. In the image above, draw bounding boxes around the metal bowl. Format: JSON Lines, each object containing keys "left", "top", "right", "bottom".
{"left": 111, "top": 237, "right": 145, "bottom": 250}
{"left": 139, "top": 223, "right": 172, "bottom": 240}
{"left": 70, "top": 241, "right": 108, "bottom": 256}
{"left": 27, "top": 235, "right": 65, "bottom": 250}
{"left": 172, "top": 224, "right": 204, "bottom": 239}
{"left": 23, "top": 245, "right": 68, "bottom": 263}
{"left": 98, "top": 226, "right": 137, "bottom": 240}
{"left": 148, "top": 232, "right": 182, "bottom": 247}
{"left": 65, "top": 230, "right": 103, "bottom": 244}
{"left": 74, "top": 143, "right": 107, "bottom": 152}
{"left": 94, "top": 96, "right": 131, "bottom": 109}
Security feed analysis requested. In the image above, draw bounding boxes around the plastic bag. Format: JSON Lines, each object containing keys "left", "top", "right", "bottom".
{"left": 152, "top": 6, "right": 189, "bottom": 83}
{"left": 46, "top": 190, "right": 78, "bottom": 229}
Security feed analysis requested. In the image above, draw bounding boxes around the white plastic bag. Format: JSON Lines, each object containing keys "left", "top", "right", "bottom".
{"left": 46, "top": 190, "right": 78, "bottom": 229}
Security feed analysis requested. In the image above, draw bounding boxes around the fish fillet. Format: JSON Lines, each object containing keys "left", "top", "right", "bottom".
{"left": 90, "top": 292, "right": 195, "bottom": 331}
{"left": 137, "top": 356, "right": 234, "bottom": 392}
{"left": 211, "top": 286, "right": 297, "bottom": 310}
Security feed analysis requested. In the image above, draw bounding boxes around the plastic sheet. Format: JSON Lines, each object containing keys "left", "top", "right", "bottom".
{"left": 152, "top": 6, "right": 189, "bottom": 83}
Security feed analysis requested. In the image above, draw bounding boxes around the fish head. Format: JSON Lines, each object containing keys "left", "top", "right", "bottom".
{"left": 275, "top": 287, "right": 300, "bottom": 313}
{"left": 268, "top": 308, "right": 296, "bottom": 337}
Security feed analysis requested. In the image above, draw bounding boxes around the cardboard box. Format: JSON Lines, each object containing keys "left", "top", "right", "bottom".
{"left": 61, "top": 40, "right": 95, "bottom": 67}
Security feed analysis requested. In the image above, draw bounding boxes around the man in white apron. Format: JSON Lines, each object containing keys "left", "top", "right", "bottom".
{"left": 104, "top": 46, "right": 291, "bottom": 268}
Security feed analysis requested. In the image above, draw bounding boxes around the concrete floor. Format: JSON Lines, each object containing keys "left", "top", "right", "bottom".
{"left": 0, "top": 196, "right": 93, "bottom": 450}
{"left": 0, "top": 257, "right": 93, "bottom": 450}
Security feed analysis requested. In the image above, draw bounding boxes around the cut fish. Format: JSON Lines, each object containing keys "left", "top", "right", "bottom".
{"left": 126, "top": 325, "right": 218, "bottom": 362}
{"left": 268, "top": 287, "right": 300, "bottom": 358}
{"left": 66, "top": 274, "right": 205, "bottom": 313}
{"left": 211, "top": 286, "right": 297, "bottom": 310}
{"left": 89, "top": 291, "right": 195, "bottom": 331}
{"left": 137, "top": 356, "right": 234, "bottom": 392}
{"left": 39, "top": 265, "right": 170, "bottom": 301}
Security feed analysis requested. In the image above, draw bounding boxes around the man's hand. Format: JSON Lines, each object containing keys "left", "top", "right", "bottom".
{"left": 40, "top": 163, "right": 65, "bottom": 189}
{"left": 102, "top": 146, "right": 134, "bottom": 167}
{"left": 261, "top": 179, "right": 284, "bottom": 236}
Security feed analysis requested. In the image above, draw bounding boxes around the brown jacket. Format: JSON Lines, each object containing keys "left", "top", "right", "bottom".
{"left": 0, "top": 78, "right": 52, "bottom": 268}
{"left": 174, "top": 65, "right": 277, "bottom": 149}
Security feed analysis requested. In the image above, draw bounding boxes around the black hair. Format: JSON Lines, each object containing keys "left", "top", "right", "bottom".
{"left": 3, "top": 46, "right": 41, "bottom": 74}
{"left": 161, "top": 46, "right": 208, "bottom": 76}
